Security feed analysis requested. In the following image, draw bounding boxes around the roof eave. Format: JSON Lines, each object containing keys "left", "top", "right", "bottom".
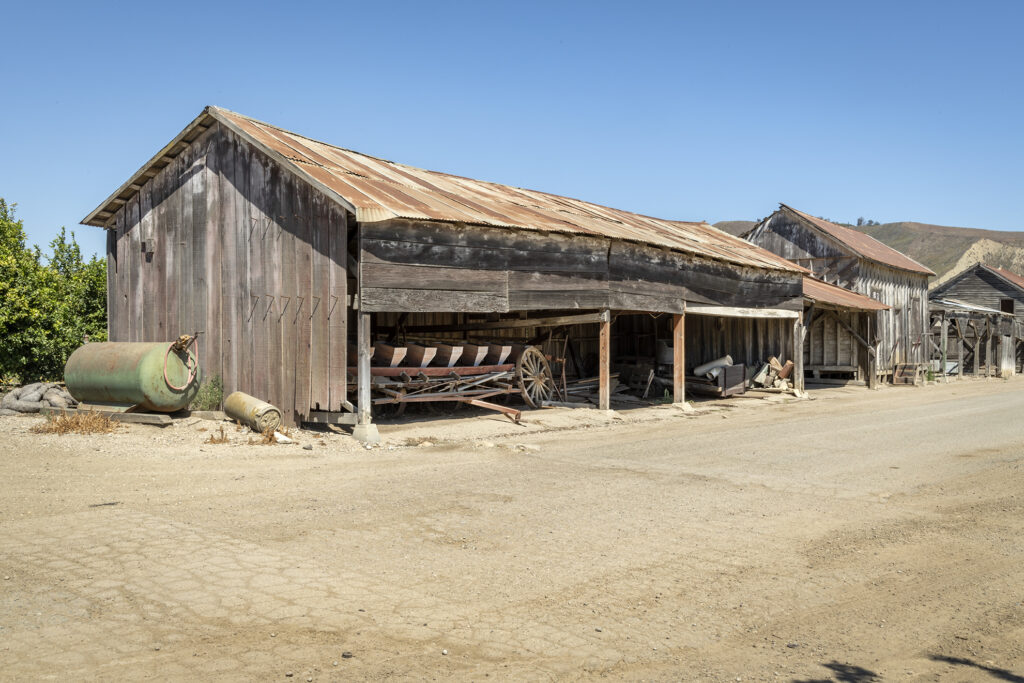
{"left": 980, "top": 264, "right": 1024, "bottom": 293}
{"left": 81, "top": 105, "right": 362, "bottom": 229}
{"left": 81, "top": 107, "right": 219, "bottom": 228}
{"left": 780, "top": 204, "right": 935, "bottom": 277}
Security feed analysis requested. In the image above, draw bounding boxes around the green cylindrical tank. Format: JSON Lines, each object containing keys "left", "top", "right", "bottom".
{"left": 64, "top": 341, "right": 201, "bottom": 412}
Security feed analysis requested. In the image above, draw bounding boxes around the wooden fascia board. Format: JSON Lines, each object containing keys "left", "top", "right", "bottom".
{"left": 80, "top": 108, "right": 217, "bottom": 228}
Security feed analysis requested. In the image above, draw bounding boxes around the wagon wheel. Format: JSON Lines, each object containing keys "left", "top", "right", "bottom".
{"left": 516, "top": 346, "right": 554, "bottom": 408}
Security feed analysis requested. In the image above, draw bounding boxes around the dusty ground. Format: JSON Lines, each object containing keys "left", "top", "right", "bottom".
{"left": 1, "top": 378, "right": 1023, "bottom": 682}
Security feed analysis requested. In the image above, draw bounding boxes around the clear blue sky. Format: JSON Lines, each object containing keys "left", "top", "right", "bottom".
{"left": 2, "top": 0, "right": 1022, "bottom": 258}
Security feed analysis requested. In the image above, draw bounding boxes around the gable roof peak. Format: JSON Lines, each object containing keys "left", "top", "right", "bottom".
{"left": 777, "top": 203, "right": 934, "bottom": 276}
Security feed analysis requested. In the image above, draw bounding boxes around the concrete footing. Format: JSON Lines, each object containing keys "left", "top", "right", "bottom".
{"left": 352, "top": 423, "right": 381, "bottom": 444}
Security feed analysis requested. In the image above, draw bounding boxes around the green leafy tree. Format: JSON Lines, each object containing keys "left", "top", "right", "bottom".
{"left": 0, "top": 199, "right": 107, "bottom": 382}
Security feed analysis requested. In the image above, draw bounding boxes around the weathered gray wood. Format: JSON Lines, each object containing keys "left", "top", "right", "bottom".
{"left": 126, "top": 194, "right": 142, "bottom": 341}
{"left": 360, "top": 287, "right": 509, "bottom": 313}
{"left": 362, "top": 261, "right": 508, "bottom": 293}
{"left": 986, "top": 319, "right": 993, "bottom": 377}
{"left": 105, "top": 229, "right": 116, "bottom": 340}
{"left": 749, "top": 207, "right": 930, "bottom": 367}
{"left": 293, "top": 181, "right": 314, "bottom": 421}
{"left": 686, "top": 306, "right": 799, "bottom": 319}
{"left": 309, "top": 194, "right": 329, "bottom": 410}
{"left": 793, "top": 312, "right": 804, "bottom": 391}
{"left": 327, "top": 206, "right": 348, "bottom": 412}
{"left": 930, "top": 263, "right": 1024, "bottom": 314}
{"left": 940, "top": 316, "right": 949, "bottom": 383}
{"left": 357, "top": 311, "right": 372, "bottom": 424}
{"left": 203, "top": 139, "right": 223, "bottom": 395}
{"left": 304, "top": 411, "right": 359, "bottom": 425}
{"left": 823, "top": 310, "right": 874, "bottom": 353}
{"left": 402, "top": 311, "right": 611, "bottom": 334}
{"left": 178, "top": 145, "right": 195, "bottom": 341}
{"left": 599, "top": 313, "right": 611, "bottom": 410}
{"left": 958, "top": 336, "right": 964, "bottom": 379}
{"left": 673, "top": 313, "right": 685, "bottom": 404}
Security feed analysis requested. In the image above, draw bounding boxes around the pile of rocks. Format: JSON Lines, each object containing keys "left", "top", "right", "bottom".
{"left": 0, "top": 383, "right": 78, "bottom": 415}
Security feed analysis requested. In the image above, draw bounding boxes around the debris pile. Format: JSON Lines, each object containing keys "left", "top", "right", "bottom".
{"left": 749, "top": 357, "right": 795, "bottom": 390}
{"left": 1, "top": 383, "right": 78, "bottom": 415}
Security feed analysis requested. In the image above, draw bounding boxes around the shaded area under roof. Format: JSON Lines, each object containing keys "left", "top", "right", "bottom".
{"left": 83, "top": 106, "right": 804, "bottom": 275}
{"left": 781, "top": 204, "right": 935, "bottom": 276}
{"left": 803, "top": 276, "right": 889, "bottom": 311}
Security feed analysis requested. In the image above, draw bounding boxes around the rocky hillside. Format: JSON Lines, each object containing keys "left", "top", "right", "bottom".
{"left": 713, "top": 219, "right": 1024, "bottom": 286}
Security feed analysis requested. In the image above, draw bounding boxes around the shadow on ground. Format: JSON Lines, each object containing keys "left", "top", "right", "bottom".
{"left": 929, "top": 654, "right": 1024, "bottom": 682}
{"left": 793, "top": 661, "right": 880, "bottom": 683}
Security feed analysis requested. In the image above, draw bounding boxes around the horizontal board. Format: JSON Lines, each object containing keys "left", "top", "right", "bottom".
{"left": 360, "top": 287, "right": 509, "bottom": 313}
{"left": 362, "top": 237, "right": 607, "bottom": 273}
{"left": 508, "top": 289, "right": 610, "bottom": 310}
{"left": 362, "top": 261, "right": 508, "bottom": 293}
{"left": 363, "top": 218, "right": 610, "bottom": 257}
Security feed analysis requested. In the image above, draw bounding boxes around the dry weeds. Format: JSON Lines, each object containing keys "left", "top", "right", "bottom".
{"left": 205, "top": 425, "right": 229, "bottom": 444}
{"left": 31, "top": 411, "right": 118, "bottom": 435}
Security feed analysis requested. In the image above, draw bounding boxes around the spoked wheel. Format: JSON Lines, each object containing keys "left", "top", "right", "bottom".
{"left": 516, "top": 346, "right": 554, "bottom": 408}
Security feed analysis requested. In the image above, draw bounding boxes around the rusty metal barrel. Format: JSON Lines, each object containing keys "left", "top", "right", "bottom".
{"left": 223, "top": 391, "right": 282, "bottom": 433}
{"left": 64, "top": 341, "right": 201, "bottom": 412}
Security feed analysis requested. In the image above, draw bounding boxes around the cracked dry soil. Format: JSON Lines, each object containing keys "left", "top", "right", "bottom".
{"left": 1, "top": 379, "right": 1023, "bottom": 681}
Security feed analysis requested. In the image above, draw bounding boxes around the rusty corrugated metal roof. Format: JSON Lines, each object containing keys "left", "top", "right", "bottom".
{"left": 985, "top": 265, "right": 1024, "bottom": 291}
{"left": 781, "top": 204, "right": 935, "bottom": 276}
{"left": 802, "top": 276, "right": 889, "bottom": 311}
{"left": 83, "top": 106, "right": 804, "bottom": 274}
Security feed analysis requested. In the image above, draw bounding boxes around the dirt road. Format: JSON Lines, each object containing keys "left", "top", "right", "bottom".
{"left": 2, "top": 379, "right": 1023, "bottom": 681}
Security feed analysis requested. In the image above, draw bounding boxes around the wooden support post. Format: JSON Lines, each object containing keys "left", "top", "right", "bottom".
{"left": 958, "top": 335, "right": 964, "bottom": 380}
{"left": 599, "top": 311, "right": 611, "bottom": 410}
{"left": 986, "top": 318, "right": 993, "bottom": 378}
{"left": 672, "top": 312, "right": 685, "bottom": 404}
{"left": 357, "top": 311, "right": 372, "bottom": 423}
{"left": 352, "top": 310, "right": 380, "bottom": 443}
{"left": 793, "top": 311, "right": 804, "bottom": 392}
{"left": 867, "top": 315, "right": 878, "bottom": 389}
{"left": 940, "top": 315, "right": 949, "bottom": 384}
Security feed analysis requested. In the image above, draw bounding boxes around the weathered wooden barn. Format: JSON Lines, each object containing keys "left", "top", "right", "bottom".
{"left": 746, "top": 204, "right": 934, "bottom": 378}
{"left": 801, "top": 276, "right": 889, "bottom": 388}
{"left": 929, "top": 263, "right": 1024, "bottom": 374}
{"left": 83, "top": 106, "right": 805, "bottom": 439}
{"left": 930, "top": 263, "right": 1024, "bottom": 316}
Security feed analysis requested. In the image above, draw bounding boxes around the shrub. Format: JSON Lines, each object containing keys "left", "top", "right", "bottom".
{"left": 0, "top": 199, "right": 107, "bottom": 382}
{"left": 191, "top": 375, "right": 224, "bottom": 411}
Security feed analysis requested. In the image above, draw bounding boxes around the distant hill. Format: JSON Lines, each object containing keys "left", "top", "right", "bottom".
{"left": 713, "top": 219, "right": 1024, "bottom": 287}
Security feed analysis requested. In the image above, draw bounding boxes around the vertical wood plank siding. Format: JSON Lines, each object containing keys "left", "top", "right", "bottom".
{"left": 748, "top": 213, "right": 929, "bottom": 369}
{"left": 107, "top": 123, "right": 348, "bottom": 424}
{"left": 682, "top": 315, "right": 794, "bottom": 372}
